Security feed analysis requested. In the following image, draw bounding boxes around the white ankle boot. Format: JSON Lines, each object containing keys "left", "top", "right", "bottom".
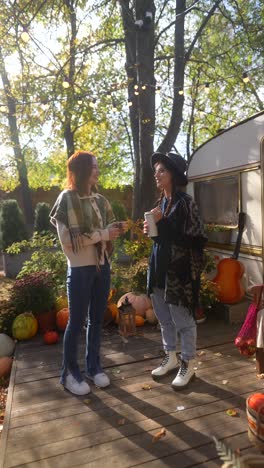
{"left": 171, "top": 359, "right": 195, "bottom": 389}
{"left": 151, "top": 351, "right": 179, "bottom": 380}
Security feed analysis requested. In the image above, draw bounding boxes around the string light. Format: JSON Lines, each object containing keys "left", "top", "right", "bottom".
{"left": 141, "top": 84, "right": 147, "bottom": 90}
{"left": 134, "top": 84, "right": 139, "bottom": 90}
{"left": 77, "top": 99, "right": 83, "bottom": 104}
{"left": 178, "top": 89, "right": 184, "bottom": 95}
{"left": 134, "top": 90, "right": 139, "bottom": 96}
{"left": 62, "top": 80, "right": 70, "bottom": 89}
{"left": 242, "top": 72, "right": 250, "bottom": 83}
{"left": 128, "top": 99, "right": 132, "bottom": 107}
{"left": 204, "top": 82, "right": 210, "bottom": 93}
{"left": 21, "top": 30, "right": 30, "bottom": 43}
{"left": 89, "top": 98, "right": 96, "bottom": 108}
{"left": 106, "top": 91, "right": 112, "bottom": 98}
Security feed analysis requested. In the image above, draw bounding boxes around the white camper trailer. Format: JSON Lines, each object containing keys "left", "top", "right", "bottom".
{"left": 187, "top": 110, "right": 264, "bottom": 301}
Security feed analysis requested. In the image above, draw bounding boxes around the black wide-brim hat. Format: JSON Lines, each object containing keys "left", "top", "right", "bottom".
{"left": 151, "top": 152, "right": 188, "bottom": 185}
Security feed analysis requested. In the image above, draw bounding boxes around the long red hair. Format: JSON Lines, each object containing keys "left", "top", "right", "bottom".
{"left": 67, "top": 151, "right": 97, "bottom": 195}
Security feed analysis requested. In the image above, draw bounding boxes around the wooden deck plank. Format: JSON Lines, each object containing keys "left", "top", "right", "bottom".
{"left": 1, "top": 321, "right": 263, "bottom": 468}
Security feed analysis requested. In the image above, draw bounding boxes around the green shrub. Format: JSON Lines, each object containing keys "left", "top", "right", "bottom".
{"left": 10, "top": 271, "right": 56, "bottom": 315}
{"left": 34, "top": 202, "right": 51, "bottom": 233}
{"left": 0, "top": 200, "right": 28, "bottom": 251}
{"left": 7, "top": 233, "right": 67, "bottom": 293}
{"left": 111, "top": 201, "right": 127, "bottom": 221}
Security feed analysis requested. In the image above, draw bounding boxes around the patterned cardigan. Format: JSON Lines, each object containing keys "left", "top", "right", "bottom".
{"left": 147, "top": 192, "right": 207, "bottom": 315}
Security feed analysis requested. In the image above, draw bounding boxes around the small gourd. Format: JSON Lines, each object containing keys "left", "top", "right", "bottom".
{"left": 12, "top": 313, "right": 38, "bottom": 340}
{"left": 0, "top": 333, "right": 15, "bottom": 357}
{"left": 56, "top": 308, "right": 69, "bottom": 331}
{"left": 0, "top": 356, "right": 13, "bottom": 378}
{"left": 135, "top": 315, "right": 145, "bottom": 327}
{"left": 107, "top": 303, "right": 119, "bottom": 320}
{"left": 55, "top": 295, "right": 68, "bottom": 312}
{"left": 43, "top": 330, "right": 59, "bottom": 345}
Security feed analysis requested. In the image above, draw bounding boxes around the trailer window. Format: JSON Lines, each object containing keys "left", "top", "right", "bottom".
{"left": 194, "top": 175, "right": 239, "bottom": 226}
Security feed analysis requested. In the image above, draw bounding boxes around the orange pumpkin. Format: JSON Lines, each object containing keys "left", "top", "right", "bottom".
{"left": 117, "top": 293, "right": 151, "bottom": 318}
{"left": 107, "top": 303, "right": 119, "bottom": 320}
{"left": 248, "top": 393, "right": 264, "bottom": 415}
{"left": 43, "top": 330, "right": 59, "bottom": 345}
{"left": 0, "top": 356, "right": 13, "bottom": 378}
{"left": 56, "top": 308, "right": 69, "bottom": 331}
{"left": 135, "top": 315, "right": 145, "bottom": 327}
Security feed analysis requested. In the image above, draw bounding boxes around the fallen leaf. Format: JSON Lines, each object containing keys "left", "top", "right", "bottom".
{"left": 198, "top": 361, "right": 202, "bottom": 365}
{"left": 83, "top": 399, "right": 91, "bottom": 405}
{"left": 197, "top": 351, "right": 205, "bottom": 357}
{"left": 226, "top": 409, "right": 238, "bottom": 417}
{"left": 142, "top": 383, "right": 152, "bottom": 390}
{"left": 176, "top": 406, "right": 185, "bottom": 411}
{"left": 152, "top": 427, "right": 166, "bottom": 443}
{"left": 257, "top": 373, "right": 264, "bottom": 380}
{"left": 214, "top": 352, "right": 222, "bottom": 357}
{"left": 117, "top": 418, "right": 125, "bottom": 425}
{"left": 222, "top": 380, "right": 229, "bottom": 385}
{"left": 193, "top": 367, "right": 198, "bottom": 370}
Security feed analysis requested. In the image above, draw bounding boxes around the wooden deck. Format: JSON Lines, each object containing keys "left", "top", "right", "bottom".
{"left": 1, "top": 320, "right": 264, "bottom": 468}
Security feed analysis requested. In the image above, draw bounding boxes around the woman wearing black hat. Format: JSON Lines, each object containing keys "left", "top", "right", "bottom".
{"left": 144, "top": 152, "right": 207, "bottom": 389}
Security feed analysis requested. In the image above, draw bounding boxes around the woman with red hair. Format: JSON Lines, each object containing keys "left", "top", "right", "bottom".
{"left": 50, "top": 151, "right": 127, "bottom": 395}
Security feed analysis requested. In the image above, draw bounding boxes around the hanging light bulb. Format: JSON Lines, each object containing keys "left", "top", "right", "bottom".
{"left": 178, "top": 89, "right": 184, "bottom": 95}
{"left": 155, "top": 85, "right": 161, "bottom": 94}
{"left": 204, "top": 83, "right": 210, "bottom": 93}
{"left": 89, "top": 98, "right": 96, "bottom": 108}
{"left": 134, "top": 90, "right": 139, "bottom": 96}
{"left": 242, "top": 72, "right": 250, "bottom": 83}
{"left": 21, "top": 30, "right": 30, "bottom": 43}
{"left": 62, "top": 80, "right": 70, "bottom": 89}
{"left": 106, "top": 91, "right": 112, "bottom": 98}
{"left": 77, "top": 99, "right": 83, "bottom": 105}
{"left": 128, "top": 99, "right": 133, "bottom": 107}
{"left": 112, "top": 103, "right": 118, "bottom": 112}
{"left": 134, "top": 84, "right": 139, "bottom": 90}
{"left": 141, "top": 84, "right": 147, "bottom": 90}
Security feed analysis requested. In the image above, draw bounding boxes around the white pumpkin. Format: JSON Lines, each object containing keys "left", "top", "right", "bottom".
{"left": 145, "top": 308, "right": 158, "bottom": 324}
{"left": 0, "top": 333, "right": 15, "bottom": 357}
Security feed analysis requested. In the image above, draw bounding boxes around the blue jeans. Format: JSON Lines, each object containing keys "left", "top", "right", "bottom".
{"left": 151, "top": 288, "right": 197, "bottom": 361}
{"left": 60, "top": 263, "right": 110, "bottom": 385}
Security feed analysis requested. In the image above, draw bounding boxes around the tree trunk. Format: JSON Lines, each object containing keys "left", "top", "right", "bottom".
{"left": 158, "top": 0, "right": 186, "bottom": 154}
{"left": 64, "top": 0, "right": 77, "bottom": 158}
{"left": 0, "top": 47, "right": 34, "bottom": 226}
{"left": 120, "top": 0, "right": 156, "bottom": 219}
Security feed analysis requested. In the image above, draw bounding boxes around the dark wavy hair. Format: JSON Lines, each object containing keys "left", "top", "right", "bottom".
{"left": 67, "top": 150, "right": 97, "bottom": 195}
{"left": 155, "top": 162, "right": 188, "bottom": 217}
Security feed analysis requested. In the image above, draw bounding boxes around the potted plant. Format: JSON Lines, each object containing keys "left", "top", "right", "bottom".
{"left": 10, "top": 271, "right": 57, "bottom": 333}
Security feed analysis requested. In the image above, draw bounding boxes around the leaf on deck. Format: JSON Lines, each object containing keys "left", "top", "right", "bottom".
{"left": 152, "top": 427, "right": 166, "bottom": 443}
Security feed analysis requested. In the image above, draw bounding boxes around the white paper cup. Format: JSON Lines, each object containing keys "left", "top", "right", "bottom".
{"left": 144, "top": 211, "right": 158, "bottom": 237}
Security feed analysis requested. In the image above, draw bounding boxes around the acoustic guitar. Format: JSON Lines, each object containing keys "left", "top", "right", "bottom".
{"left": 213, "top": 212, "right": 246, "bottom": 304}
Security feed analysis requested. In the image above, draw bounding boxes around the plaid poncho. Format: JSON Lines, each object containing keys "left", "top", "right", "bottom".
{"left": 50, "top": 189, "right": 115, "bottom": 262}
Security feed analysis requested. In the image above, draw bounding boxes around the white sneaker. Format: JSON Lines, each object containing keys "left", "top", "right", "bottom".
{"left": 151, "top": 351, "right": 179, "bottom": 380}
{"left": 171, "top": 359, "right": 195, "bottom": 390}
{"left": 87, "top": 372, "right": 110, "bottom": 388}
{"left": 64, "top": 373, "right": 91, "bottom": 396}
